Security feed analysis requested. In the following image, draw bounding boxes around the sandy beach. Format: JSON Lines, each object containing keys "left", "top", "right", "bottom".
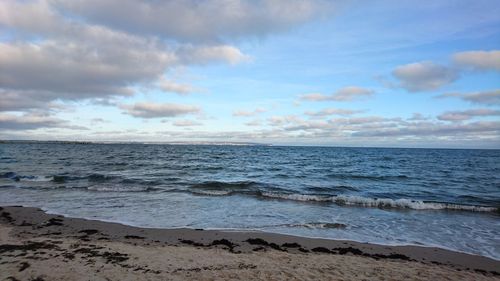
{"left": 0, "top": 206, "right": 498, "bottom": 280}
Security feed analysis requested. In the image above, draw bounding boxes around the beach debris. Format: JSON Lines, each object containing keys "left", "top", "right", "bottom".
{"left": 18, "top": 262, "right": 30, "bottom": 272}
{"left": 78, "top": 229, "right": 99, "bottom": 235}
{"left": 41, "top": 218, "right": 64, "bottom": 227}
{"left": 124, "top": 235, "right": 145, "bottom": 239}
{"left": 282, "top": 242, "right": 301, "bottom": 248}
{"left": 312, "top": 247, "right": 332, "bottom": 254}
{"left": 0, "top": 242, "right": 59, "bottom": 254}
{"left": 1, "top": 211, "right": 14, "bottom": 223}
{"left": 211, "top": 239, "right": 237, "bottom": 252}
{"left": 245, "top": 238, "right": 283, "bottom": 251}
{"left": 179, "top": 239, "right": 204, "bottom": 247}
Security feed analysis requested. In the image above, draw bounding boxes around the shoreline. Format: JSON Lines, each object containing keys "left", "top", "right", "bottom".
{"left": 1, "top": 206, "right": 499, "bottom": 280}
{"left": 33, "top": 206, "right": 500, "bottom": 259}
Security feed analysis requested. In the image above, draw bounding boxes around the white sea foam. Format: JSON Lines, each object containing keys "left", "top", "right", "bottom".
{"left": 86, "top": 185, "right": 155, "bottom": 192}
{"left": 287, "top": 222, "right": 347, "bottom": 229}
{"left": 261, "top": 192, "right": 497, "bottom": 212}
{"left": 262, "top": 192, "right": 332, "bottom": 202}
{"left": 191, "top": 189, "right": 232, "bottom": 196}
{"left": 26, "top": 175, "right": 52, "bottom": 182}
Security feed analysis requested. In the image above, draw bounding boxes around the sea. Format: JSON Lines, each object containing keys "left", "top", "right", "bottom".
{"left": 0, "top": 142, "right": 499, "bottom": 260}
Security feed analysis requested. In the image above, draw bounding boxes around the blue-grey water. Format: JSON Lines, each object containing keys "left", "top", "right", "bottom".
{"left": 0, "top": 143, "right": 499, "bottom": 259}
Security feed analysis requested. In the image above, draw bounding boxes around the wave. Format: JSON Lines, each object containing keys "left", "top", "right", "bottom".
{"left": 190, "top": 189, "right": 232, "bottom": 196}
{"left": 87, "top": 174, "right": 118, "bottom": 182}
{"left": 52, "top": 175, "right": 82, "bottom": 183}
{"left": 189, "top": 181, "right": 254, "bottom": 196}
{"left": 326, "top": 173, "right": 410, "bottom": 181}
{"left": 1, "top": 172, "right": 47, "bottom": 182}
{"left": 3, "top": 174, "right": 497, "bottom": 213}
{"left": 286, "top": 222, "right": 348, "bottom": 229}
{"left": 1, "top": 172, "right": 163, "bottom": 193}
{"left": 183, "top": 181, "right": 499, "bottom": 213}
{"left": 190, "top": 180, "right": 257, "bottom": 189}
{"left": 307, "top": 185, "right": 359, "bottom": 192}
{"left": 261, "top": 193, "right": 498, "bottom": 212}
{"left": 257, "top": 222, "right": 348, "bottom": 229}
{"left": 185, "top": 181, "right": 498, "bottom": 213}
{"left": 188, "top": 180, "right": 284, "bottom": 195}
{"left": 188, "top": 181, "right": 264, "bottom": 196}
{"left": 49, "top": 174, "right": 162, "bottom": 187}
{"left": 1, "top": 172, "right": 18, "bottom": 179}
{"left": 86, "top": 185, "right": 161, "bottom": 192}
{"left": 51, "top": 173, "right": 118, "bottom": 183}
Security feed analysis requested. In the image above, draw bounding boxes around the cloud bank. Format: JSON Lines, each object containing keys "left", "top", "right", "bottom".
{"left": 53, "top": 0, "right": 333, "bottom": 42}
{"left": 0, "top": 0, "right": 330, "bottom": 114}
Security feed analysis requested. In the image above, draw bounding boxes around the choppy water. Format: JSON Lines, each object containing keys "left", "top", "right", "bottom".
{"left": 0, "top": 143, "right": 499, "bottom": 259}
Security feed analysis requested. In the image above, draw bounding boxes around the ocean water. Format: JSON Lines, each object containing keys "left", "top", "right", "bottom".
{"left": 0, "top": 143, "right": 499, "bottom": 259}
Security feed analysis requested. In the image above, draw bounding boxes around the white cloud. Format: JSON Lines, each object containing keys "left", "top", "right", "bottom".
{"left": 392, "top": 61, "right": 458, "bottom": 92}
{"left": 0, "top": 112, "right": 87, "bottom": 130}
{"left": 172, "top": 119, "right": 202, "bottom": 127}
{"left": 176, "top": 45, "right": 251, "bottom": 65}
{"left": 0, "top": 0, "right": 261, "bottom": 113}
{"left": 0, "top": 40, "right": 167, "bottom": 97}
{"left": 0, "top": 90, "right": 62, "bottom": 112}
{"left": 305, "top": 108, "right": 363, "bottom": 117}
{"left": 233, "top": 108, "right": 267, "bottom": 117}
{"left": 121, "top": 102, "right": 201, "bottom": 118}
{"left": 408, "top": 113, "right": 428, "bottom": 121}
{"left": 255, "top": 111, "right": 499, "bottom": 143}
{"left": 90, "top": 118, "right": 108, "bottom": 125}
{"left": 54, "top": 0, "right": 333, "bottom": 42}
{"left": 300, "top": 87, "right": 374, "bottom": 102}
{"left": 4, "top": 114, "right": 499, "bottom": 147}
{"left": 299, "top": 93, "right": 330, "bottom": 101}
{"left": 352, "top": 121, "right": 500, "bottom": 138}
{"left": 437, "top": 90, "right": 500, "bottom": 106}
{"left": 333, "top": 87, "right": 374, "bottom": 101}
{"left": 331, "top": 116, "right": 390, "bottom": 126}
{"left": 267, "top": 115, "right": 302, "bottom": 126}
{"left": 0, "top": 0, "right": 58, "bottom": 35}
{"left": 158, "top": 78, "right": 197, "bottom": 95}
{"left": 244, "top": 119, "right": 262, "bottom": 126}
{"left": 453, "top": 50, "right": 500, "bottom": 71}
{"left": 386, "top": 50, "right": 498, "bottom": 93}
{"left": 437, "top": 109, "right": 500, "bottom": 122}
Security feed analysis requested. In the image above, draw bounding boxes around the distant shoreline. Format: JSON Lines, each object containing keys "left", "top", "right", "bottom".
{"left": 0, "top": 206, "right": 498, "bottom": 280}
{"left": 1, "top": 139, "right": 499, "bottom": 150}
{"left": 0, "top": 140, "right": 272, "bottom": 146}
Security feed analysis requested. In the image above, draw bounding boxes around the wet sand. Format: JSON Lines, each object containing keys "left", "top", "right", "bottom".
{"left": 1, "top": 205, "right": 499, "bottom": 280}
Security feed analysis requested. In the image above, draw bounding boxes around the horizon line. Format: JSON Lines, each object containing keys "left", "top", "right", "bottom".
{"left": 1, "top": 139, "right": 499, "bottom": 150}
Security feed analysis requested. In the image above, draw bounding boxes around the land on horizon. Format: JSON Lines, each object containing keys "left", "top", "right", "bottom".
{"left": 2, "top": 139, "right": 500, "bottom": 150}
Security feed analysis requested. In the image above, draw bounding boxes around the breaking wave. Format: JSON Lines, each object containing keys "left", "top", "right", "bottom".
{"left": 2, "top": 174, "right": 497, "bottom": 212}
{"left": 86, "top": 185, "right": 161, "bottom": 192}
{"left": 183, "top": 181, "right": 499, "bottom": 213}
{"left": 190, "top": 180, "right": 259, "bottom": 190}
{"left": 286, "top": 222, "right": 348, "bottom": 229}
{"left": 261, "top": 193, "right": 498, "bottom": 212}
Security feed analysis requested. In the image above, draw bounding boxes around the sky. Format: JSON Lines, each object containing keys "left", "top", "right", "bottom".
{"left": 0, "top": 0, "right": 499, "bottom": 148}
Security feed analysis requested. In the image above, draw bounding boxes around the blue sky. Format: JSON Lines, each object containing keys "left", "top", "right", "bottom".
{"left": 0, "top": 0, "right": 499, "bottom": 148}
